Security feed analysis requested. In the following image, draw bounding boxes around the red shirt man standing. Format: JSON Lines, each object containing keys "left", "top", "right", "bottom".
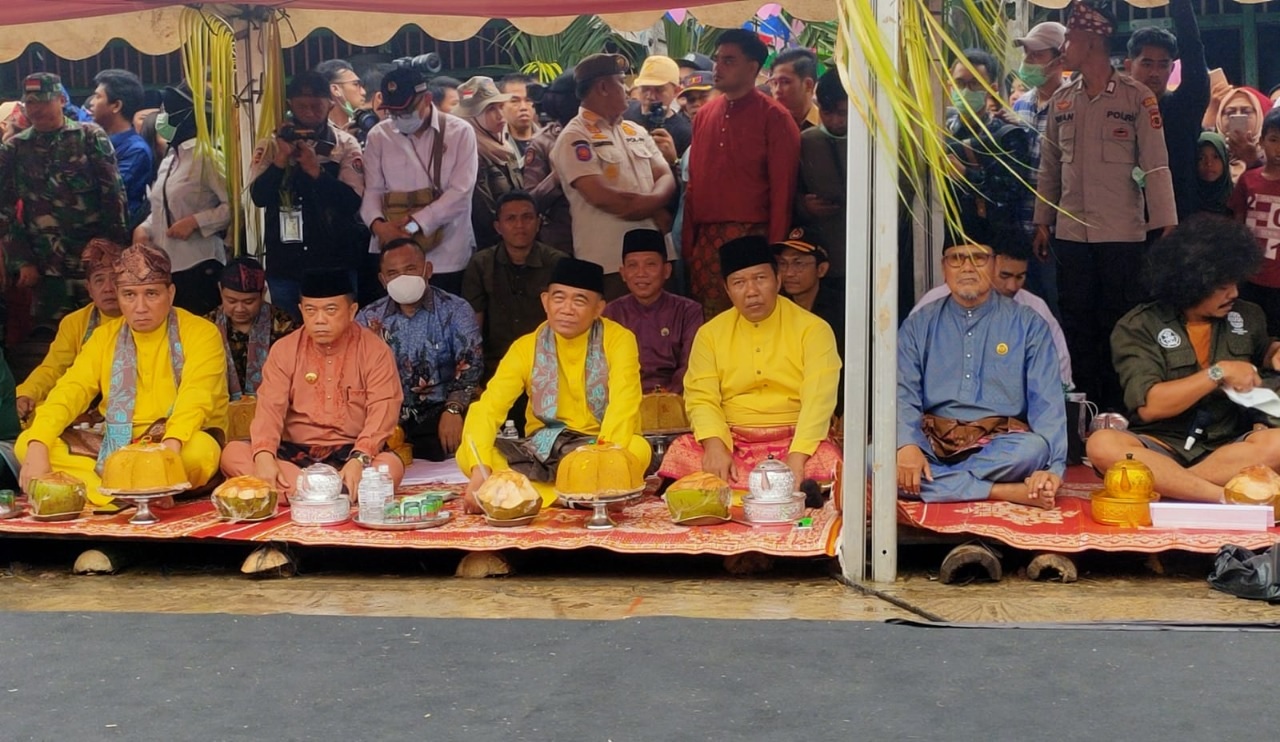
{"left": 683, "top": 29, "right": 801, "bottom": 319}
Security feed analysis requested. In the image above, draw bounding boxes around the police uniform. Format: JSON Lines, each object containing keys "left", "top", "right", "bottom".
{"left": 247, "top": 121, "right": 366, "bottom": 316}
{"left": 549, "top": 54, "right": 672, "bottom": 298}
{"left": 1111, "top": 300, "right": 1271, "bottom": 463}
{"left": 0, "top": 73, "right": 128, "bottom": 279}
{"left": 1034, "top": 70, "right": 1177, "bottom": 411}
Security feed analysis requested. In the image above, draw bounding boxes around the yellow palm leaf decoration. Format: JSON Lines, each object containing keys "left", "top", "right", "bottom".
{"left": 179, "top": 8, "right": 242, "bottom": 255}
{"left": 836, "top": 0, "right": 1036, "bottom": 241}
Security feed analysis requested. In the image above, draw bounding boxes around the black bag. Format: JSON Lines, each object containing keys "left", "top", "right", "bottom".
{"left": 1207, "top": 543, "right": 1280, "bottom": 602}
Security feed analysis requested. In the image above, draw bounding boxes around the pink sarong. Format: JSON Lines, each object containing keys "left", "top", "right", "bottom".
{"left": 656, "top": 425, "right": 842, "bottom": 490}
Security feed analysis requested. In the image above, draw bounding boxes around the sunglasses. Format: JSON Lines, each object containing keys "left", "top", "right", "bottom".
{"left": 943, "top": 249, "right": 992, "bottom": 268}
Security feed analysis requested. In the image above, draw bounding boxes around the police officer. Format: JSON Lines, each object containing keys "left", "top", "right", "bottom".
{"left": 1088, "top": 219, "right": 1280, "bottom": 504}
{"left": 0, "top": 72, "right": 128, "bottom": 322}
{"left": 1033, "top": 0, "right": 1177, "bottom": 412}
{"left": 249, "top": 70, "right": 366, "bottom": 320}
{"left": 549, "top": 53, "right": 676, "bottom": 300}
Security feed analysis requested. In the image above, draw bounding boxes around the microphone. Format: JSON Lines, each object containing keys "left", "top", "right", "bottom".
{"left": 1184, "top": 408, "right": 1212, "bottom": 452}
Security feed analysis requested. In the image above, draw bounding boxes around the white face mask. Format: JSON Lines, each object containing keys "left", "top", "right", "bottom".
{"left": 386, "top": 274, "right": 427, "bottom": 305}
{"left": 393, "top": 112, "right": 424, "bottom": 135}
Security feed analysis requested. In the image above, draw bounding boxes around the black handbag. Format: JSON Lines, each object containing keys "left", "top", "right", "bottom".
{"left": 1207, "top": 542, "right": 1280, "bottom": 603}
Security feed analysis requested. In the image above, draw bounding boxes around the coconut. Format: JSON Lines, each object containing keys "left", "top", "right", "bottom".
{"left": 476, "top": 470, "right": 541, "bottom": 521}
{"left": 28, "top": 472, "right": 87, "bottom": 519}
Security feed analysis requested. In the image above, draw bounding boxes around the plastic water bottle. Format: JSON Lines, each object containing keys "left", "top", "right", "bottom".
{"left": 358, "top": 467, "right": 391, "bottom": 523}
{"left": 500, "top": 420, "right": 519, "bottom": 440}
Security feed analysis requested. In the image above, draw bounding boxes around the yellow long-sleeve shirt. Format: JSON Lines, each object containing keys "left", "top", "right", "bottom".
{"left": 684, "top": 297, "right": 841, "bottom": 456}
{"left": 458, "top": 318, "right": 644, "bottom": 474}
{"left": 15, "top": 304, "right": 108, "bottom": 405}
{"left": 20, "top": 309, "right": 230, "bottom": 448}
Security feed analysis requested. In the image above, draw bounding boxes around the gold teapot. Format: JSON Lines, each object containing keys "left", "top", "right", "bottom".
{"left": 1102, "top": 454, "right": 1156, "bottom": 501}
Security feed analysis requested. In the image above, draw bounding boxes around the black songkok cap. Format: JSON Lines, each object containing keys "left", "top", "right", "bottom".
{"left": 220, "top": 256, "right": 266, "bottom": 293}
{"left": 549, "top": 258, "right": 605, "bottom": 296}
{"left": 300, "top": 268, "right": 354, "bottom": 299}
{"left": 622, "top": 229, "right": 666, "bottom": 259}
{"left": 718, "top": 235, "right": 776, "bottom": 279}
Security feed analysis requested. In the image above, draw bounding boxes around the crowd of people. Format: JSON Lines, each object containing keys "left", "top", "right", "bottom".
{"left": 0, "top": 26, "right": 849, "bottom": 507}
{"left": 2, "top": 0, "right": 1279, "bottom": 516}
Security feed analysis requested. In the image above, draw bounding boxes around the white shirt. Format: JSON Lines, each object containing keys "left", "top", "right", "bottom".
{"left": 141, "top": 139, "right": 230, "bottom": 272}
{"left": 360, "top": 107, "right": 478, "bottom": 273}
{"left": 911, "top": 285, "right": 1074, "bottom": 389}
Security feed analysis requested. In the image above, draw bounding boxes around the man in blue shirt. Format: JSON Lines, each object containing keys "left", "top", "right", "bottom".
{"left": 897, "top": 240, "right": 1067, "bottom": 508}
{"left": 88, "top": 69, "right": 153, "bottom": 228}
{"left": 356, "top": 238, "right": 484, "bottom": 461}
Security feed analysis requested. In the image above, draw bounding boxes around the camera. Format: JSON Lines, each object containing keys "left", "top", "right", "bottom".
{"left": 393, "top": 53, "right": 443, "bottom": 76}
{"left": 278, "top": 121, "right": 336, "bottom": 157}
{"left": 645, "top": 102, "right": 666, "bottom": 131}
{"left": 350, "top": 107, "right": 380, "bottom": 142}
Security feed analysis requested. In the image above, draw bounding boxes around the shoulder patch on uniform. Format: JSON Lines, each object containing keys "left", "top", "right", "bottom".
{"left": 1149, "top": 110, "right": 1163, "bottom": 129}
{"left": 1056, "top": 99, "right": 1072, "bottom": 111}
{"left": 352, "top": 155, "right": 364, "bottom": 175}
{"left": 621, "top": 122, "right": 637, "bottom": 136}
{"left": 1141, "top": 96, "right": 1157, "bottom": 108}
{"left": 572, "top": 140, "right": 592, "bottom": 162}
{"left": 1157, "top": 328, "right": 1181, "bottom": 349}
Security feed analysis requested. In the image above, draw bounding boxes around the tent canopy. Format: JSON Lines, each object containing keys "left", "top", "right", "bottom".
{"left": 0, "top": 1, "right": 836, "bottom": 63}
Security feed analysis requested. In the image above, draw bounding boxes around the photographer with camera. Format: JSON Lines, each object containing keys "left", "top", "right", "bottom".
{"left": 623, "top": 55, "right": 690, "bottom": 163}
{"left": 248, "top": 71, "right": 366, "bottom": 320}
{"left": 345, "top": 63, "right": 394, "bottom": 147}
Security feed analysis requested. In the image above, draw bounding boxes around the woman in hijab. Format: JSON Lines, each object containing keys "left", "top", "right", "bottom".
{"left": 132, "top": 82, "right": 229, "bottom": 316}
{"left": 1215, "top": 86, "right": 1273, "bottom": 182}
{"left": 1195, "top": 132, "right": 1234, "bottom": 216}
{"left": 456, "top": 76, "right": 522, "bottom": 251}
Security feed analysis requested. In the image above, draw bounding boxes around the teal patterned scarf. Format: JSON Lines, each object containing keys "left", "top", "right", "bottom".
{"left": 528, "top": 320, "right": 609, "bottom": 461}
{"left": 97, "top": 310, "right": 185, "bottom": 473}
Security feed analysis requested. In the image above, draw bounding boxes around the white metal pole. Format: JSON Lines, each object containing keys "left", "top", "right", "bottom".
{"left": 870, "top": 0, "right": 901, "bottom": 583}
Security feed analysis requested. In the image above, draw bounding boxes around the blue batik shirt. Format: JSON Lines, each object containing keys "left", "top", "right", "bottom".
{"left": 356, "top": 287, "right": 485, "bottom": 423}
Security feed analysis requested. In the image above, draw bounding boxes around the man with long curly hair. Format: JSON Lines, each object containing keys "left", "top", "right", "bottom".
{"left": 1088, "top": 217, "right": 1280, "bottom": 502}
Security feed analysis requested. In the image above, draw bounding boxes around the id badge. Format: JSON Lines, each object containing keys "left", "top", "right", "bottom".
{"left": 279, "top": 208, "right": 303, "bottom": 244}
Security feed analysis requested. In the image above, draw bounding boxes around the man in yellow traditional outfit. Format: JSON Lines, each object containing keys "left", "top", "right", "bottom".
{"left": 17, "top": 244, "right": 229, "bottom": 509}
{"left": 458, "top": 257, "right": 649, "bottom": 502}
{"left": 657, "top": 235, "right": 842, "bottom": 488}
{"left": 15, "top": 238, "right": 124, "bottom": 421}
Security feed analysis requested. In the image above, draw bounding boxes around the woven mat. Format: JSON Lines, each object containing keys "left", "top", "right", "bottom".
{"left": 898, "top": 482, "right": 1280, "bottom": 554}
{"left": 0, "top": 485, "right": 840, "bottom": 558}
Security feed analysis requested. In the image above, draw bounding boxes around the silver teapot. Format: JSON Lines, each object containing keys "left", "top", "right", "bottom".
{"left": 747, "top": 456, "right": 796, "bottom": 502}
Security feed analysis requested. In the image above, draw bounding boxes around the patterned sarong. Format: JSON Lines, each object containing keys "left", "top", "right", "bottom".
{"left": 686, "top": 221, "right": 767, "bottom": 320}
{"left": 657, "top": 424, "right": 843, "bottom": 490}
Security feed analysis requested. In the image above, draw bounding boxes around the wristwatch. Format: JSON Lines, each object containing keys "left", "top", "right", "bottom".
{"left": 349, "top": 452, "right": 373, "bottom": 468}
{"left": 444, "top": 402, "right": 464, "bottom": 416}
{"left": 1208, "top": 364, "right": 1225, "bottom": 385}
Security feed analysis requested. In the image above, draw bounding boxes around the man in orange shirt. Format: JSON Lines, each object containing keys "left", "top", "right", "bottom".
{"left": 220, "top": 269, "right": 403, "bottom": 497}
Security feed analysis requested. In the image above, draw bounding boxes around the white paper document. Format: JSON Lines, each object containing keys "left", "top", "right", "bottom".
{"left": 1224, "top": 386, "right": 1280, "bottom": 417}
{"left": 401, "top": 458, "right": 469, "bottom": 485}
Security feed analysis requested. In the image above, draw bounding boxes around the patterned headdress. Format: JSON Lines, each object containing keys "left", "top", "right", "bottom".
{"left": 1066, "top": 1, "right": 1115, "bottom": 38}
{"left": 114, "top": 243, "right": 173, "bottom": 287}
{"left": 82, "top": 238, "right": 124, "bottom": 278}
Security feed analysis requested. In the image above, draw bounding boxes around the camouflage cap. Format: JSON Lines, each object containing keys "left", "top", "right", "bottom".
{"left": 22, "top": 72, "right": 63, "bottom": 102}
{"left": 574, "top": 54, "right": 630, "bottom": 87}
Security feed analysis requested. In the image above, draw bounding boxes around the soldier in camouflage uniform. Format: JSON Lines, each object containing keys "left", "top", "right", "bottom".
{"left": 0, "top": 73, "right": 128, "bottom": 330}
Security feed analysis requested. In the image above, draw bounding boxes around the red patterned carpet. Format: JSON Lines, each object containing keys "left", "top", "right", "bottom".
{"left": 897, "top": 467, "right": 1280, "bottom": 553}
{"left": 0, "top": 486, "right": 841, "bottom": 558}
